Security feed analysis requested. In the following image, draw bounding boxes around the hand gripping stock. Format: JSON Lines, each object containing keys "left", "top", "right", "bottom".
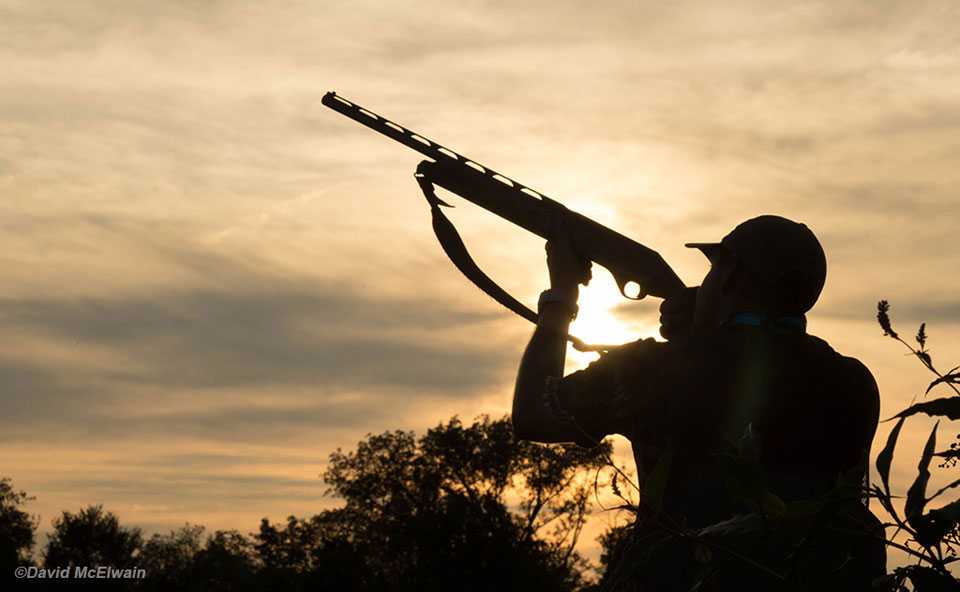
{"left": 322, "top": 92, "right": 688, "bottom": 330}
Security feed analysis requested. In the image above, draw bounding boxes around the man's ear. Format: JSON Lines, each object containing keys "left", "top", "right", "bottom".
{"left": 718, "top": 256, "right": 746, "bottom": 296}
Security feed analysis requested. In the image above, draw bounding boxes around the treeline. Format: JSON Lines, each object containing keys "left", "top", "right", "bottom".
{"left": 5, "top": 305, "right": 960, "bottom": 590}
{"left": 2, "top": 416, "right": 625, "bottom": 591}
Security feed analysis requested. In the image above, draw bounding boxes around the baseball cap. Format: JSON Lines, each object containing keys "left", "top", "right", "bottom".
{"left": 685, "top": 215, "right": 827, "bottom": 313}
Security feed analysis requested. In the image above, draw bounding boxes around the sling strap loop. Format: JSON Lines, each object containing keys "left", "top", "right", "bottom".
{"left": 415, "top": 172, "right": 607, "bottom": 353}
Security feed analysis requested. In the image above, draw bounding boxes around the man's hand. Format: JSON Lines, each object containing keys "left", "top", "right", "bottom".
{"left": 659, "top": 286, "right": 699, "bottom": 340}
{"left": 545, "top": 221, "right": 592, "bottom": 294}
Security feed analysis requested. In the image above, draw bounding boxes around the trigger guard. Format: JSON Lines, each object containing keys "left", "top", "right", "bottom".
{"left": 616, "top": 279, "right": 647, "bottom": 301}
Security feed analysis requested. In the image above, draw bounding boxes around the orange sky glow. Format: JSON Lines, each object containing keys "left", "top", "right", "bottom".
{"left": 2, "top": 0, "right": 959, "bottom": 573}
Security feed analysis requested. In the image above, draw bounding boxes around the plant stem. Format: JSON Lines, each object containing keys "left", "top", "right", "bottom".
{"left": 893, "top": 335, "right": 960, "bottom": 397}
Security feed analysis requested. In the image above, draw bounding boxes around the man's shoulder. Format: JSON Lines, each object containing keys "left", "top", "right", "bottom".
{"left": 759, "top": 330, "right": 880, "bottom": 413}
{"left": 798, "top": 333, "right": 878, "bottom": 385}
{"left": 677, "top": 327, "right": 876, "bottom": 385}
{"left": 577, "top": 328, "right": 877, "bottom": 389}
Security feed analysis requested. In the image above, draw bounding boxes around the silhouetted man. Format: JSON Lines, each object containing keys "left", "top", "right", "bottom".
{"left": 513, "top": 215, "right": 884, "bottom": 590}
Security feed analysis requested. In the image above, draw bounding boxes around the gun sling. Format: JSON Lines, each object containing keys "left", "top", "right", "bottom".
{"left": 415, "top": 171, "right": 608, "bottom": 353}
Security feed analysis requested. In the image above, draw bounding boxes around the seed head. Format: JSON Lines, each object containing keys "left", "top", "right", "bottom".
{"left": 877, "top": 300, "right": 898, "bottom": 339}
{"left": 916, "top": 323, "right": 927, "bottom": 349}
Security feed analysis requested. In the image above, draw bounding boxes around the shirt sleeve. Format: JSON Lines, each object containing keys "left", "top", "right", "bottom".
{"left": 555, "top": 338, "right": 665, "bottom": 447}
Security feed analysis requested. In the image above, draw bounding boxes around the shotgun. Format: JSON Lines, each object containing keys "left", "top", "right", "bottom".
{"left": 322, "top": 91, "right": 687, "bottom": 307}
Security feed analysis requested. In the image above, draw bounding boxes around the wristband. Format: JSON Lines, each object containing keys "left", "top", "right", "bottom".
{"left": 538, "top": 289, "right": 578, "bottom": 320}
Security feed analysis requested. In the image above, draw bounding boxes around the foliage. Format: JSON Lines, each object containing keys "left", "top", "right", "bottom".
{"left": 138, "top": 523, "right": 205, "bottom": 586}
{"left": 0, "top": 417, "right": 609, "bottom": 590}
{"left": 0, "top": 477, "right": 38, "bottom": 571}
{"left": 191, "top": 529, "right": 259, "bottom": 591}
{"left": 594, "top": 429, "right": 884, "bottom": 590}
{"left": 869, "top": 302, "right": 960, "bottom": 590}
{"left": 137, "top": 524, "right": 258, "bottom": 592}
{"left": 44, "top": 505, "right": 142, "bottom": 570}
{"left": 308, "top": 414, "right": 610, "bottom": 591}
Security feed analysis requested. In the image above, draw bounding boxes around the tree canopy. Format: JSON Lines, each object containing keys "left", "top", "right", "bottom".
{"left": 259, "top": 414, "right": 611, "bottom": 591}
{"left": 0, "top": 415, "right": 614, "bottom": 591}
{"left": 44, "top": 505, "right": 142, "bottom": 570}
{"left": 0, "top": 477, "right": 37, "bottom": 572}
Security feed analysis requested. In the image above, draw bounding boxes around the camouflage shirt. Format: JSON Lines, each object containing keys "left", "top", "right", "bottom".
{"left": 556, "top": 322, "right": 880, "bottom": 520}
{"left": 556, "top": 322, "right": 884, "bottom": 589}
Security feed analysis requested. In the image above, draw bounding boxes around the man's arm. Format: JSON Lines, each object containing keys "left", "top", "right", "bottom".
{"left": 513, "top": 303, "right": 581, "bottom": 442}
{"left": 513, "top": 225, "right": 697, "bottom": 444}
{"left": 512, "top": 225, "right": 589, "bottom": 443}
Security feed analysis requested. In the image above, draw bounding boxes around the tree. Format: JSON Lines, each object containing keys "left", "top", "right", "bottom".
{"left": 253, "top": 515, "right": 330, "bottom": 590}
{"left": 44, "top": 505, "right": 142, "bottom": 569}
{"left": 254, "top": 415, "right": 610, "bottom": 591}
{"left": 138, "top": 525, "right": 258, "bottom": 592}
{"left": 191, "top": 529, "right": 258, "bottom": 591}
{"left": 0, "top": 477, "right": 38, "bottom": 571}
{"left": 137, "top": 524, "right": 205, "bottom": 591}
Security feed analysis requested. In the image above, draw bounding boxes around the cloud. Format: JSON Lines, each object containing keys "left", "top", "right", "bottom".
{"left": 3, "top": 288, "right": 503, "bottom": 385}
{"left": 0, "top": 274, "right": 516, "bottom": 437}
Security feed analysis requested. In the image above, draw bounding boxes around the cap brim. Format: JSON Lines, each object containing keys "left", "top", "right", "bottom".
{"left": 684, "top": 242, "right": 724, "bottom": 258}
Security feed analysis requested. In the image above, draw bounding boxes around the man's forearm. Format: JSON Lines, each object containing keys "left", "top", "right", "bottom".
{"left": 515, "top": 224, "right": 587, "bottom": 442}
{"left": 512, "top": 302, "right": 577, "bottom": 442}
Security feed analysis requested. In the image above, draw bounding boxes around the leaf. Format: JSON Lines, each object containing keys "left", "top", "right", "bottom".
{"left": 870, "top": 573, "right": 899, "bottom": 591}
{"left": 897, "top": 397, "right": 960, "bottom": 420}
{"left": 717, "top": 454, "right": 768, "bottom": 507}
{"left": 869, "top": 484, "right": 897, "bottom": 521}
{"left": 925, "top": 373, "right": 960, "bottom": 396}
{"left": 904, "top": 564, "right": 960, "bottom": 592}
{"left": 875, "top": 417, "right": 905, "bottom": 499}
{"left": 760, "top": 491, "right": 789, "bottom": 517}
{"left": 694, "top": 543, "right": 712, "bottom": 564}
{"left": 598, "top": 530, "right": 673, "bottom": 592}
{"left": 737, "top": 423, "right": 762, "bottom": 462}
{"left": 787, "top": 499, "right": 823, "bottom": 519}
{"left": 905, "top": 421, "right": 939, "bottom": 524}
{"left": 914, "top": 498, "right": 960, "bottom": 549}
{"left": 697, "top": 512, "right": 766, "bottom": 539}
{"left": 926, "top": 476, "right": 960, "bottom": 503}
{"left": 642, "top": 443, "right": 673, "bottom": 514}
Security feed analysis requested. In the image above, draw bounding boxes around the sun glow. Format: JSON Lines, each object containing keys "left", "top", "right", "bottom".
{"left": 565, "top": 268, "right": 662, "bottom": 370}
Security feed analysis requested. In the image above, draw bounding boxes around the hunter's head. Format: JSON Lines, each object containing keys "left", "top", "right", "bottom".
{"left": 686, "top": 215, "right": 827, "bottom": 330}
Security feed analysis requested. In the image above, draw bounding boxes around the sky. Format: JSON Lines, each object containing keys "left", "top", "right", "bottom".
{"left": 2, "top": 0, "right": 959, "bottom": 572}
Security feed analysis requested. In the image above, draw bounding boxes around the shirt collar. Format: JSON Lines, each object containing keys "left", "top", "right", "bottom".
{"left": 727, "top": 312, "right": 806, "bottom": 333}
